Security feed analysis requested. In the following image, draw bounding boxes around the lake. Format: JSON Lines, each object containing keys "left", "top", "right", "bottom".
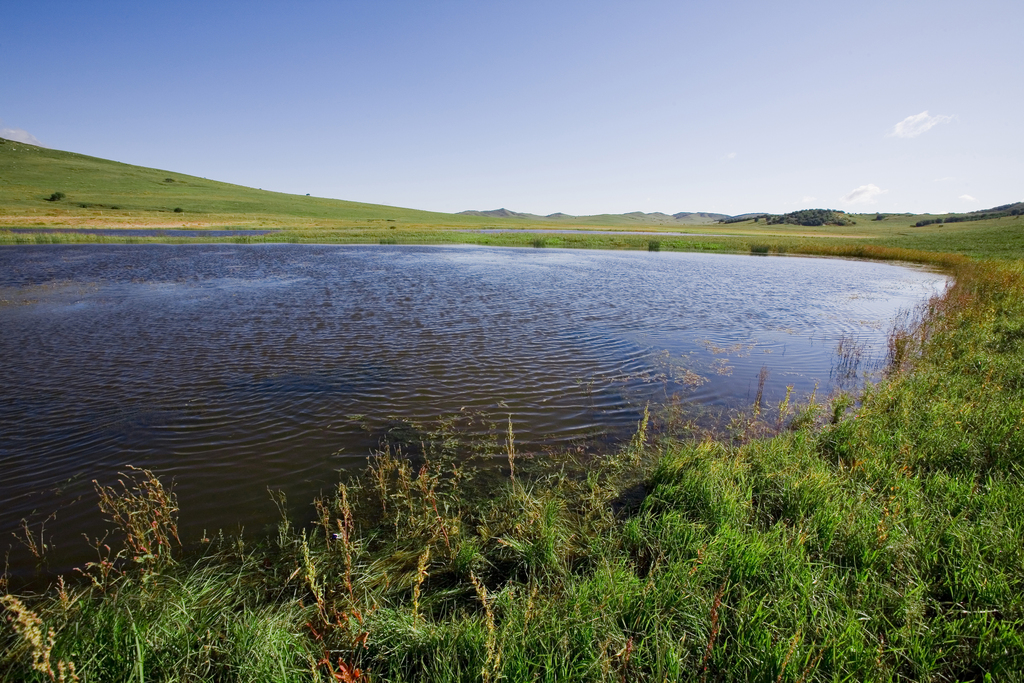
{"left": 0, "top": 244, "right": 946, "bottom": 580}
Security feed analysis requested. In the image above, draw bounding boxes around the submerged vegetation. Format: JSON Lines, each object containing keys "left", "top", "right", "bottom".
{"left": 3, "top": 257, "right": 1024, "bottom": 680}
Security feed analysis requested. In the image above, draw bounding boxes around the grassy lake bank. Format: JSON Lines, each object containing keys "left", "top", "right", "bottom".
{"left": 3, "top": 256, "right": 1024, "bottom": 682}
{"left": 4, "top": 134, "right": 1024, "bottom": 262}
{"left": 3, "top": 139, "right": 1024, "bottom": 681}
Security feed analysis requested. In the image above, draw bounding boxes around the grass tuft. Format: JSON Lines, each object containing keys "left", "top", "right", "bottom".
{"left": 7, "top": 266, "right": 1024, "bottom": 679}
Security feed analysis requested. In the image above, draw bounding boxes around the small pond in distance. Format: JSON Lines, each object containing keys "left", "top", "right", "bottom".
{"left": 0, "top": 244, "right": 946, "bottom": 580}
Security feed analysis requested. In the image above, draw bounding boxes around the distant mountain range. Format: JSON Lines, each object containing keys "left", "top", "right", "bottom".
{"left": 460, "top": 203, "right": 1024, "bottom": 227}
{"left": 457, "top": 208, "right": 732, "bottom": 225}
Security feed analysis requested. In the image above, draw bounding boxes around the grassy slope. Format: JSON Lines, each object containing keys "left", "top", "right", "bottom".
{"left": 5, "top": 136, "right": 1022, "bottom": 259}
{"left": 2, "top": 142, "right": 1024, "bottom": 682}
{"left": 0, "top": 137, "right": 494, "bottom": 228}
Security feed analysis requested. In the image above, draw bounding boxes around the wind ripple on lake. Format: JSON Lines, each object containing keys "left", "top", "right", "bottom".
{"left": 0, "top": 244, "right": 946, "bottom": 579}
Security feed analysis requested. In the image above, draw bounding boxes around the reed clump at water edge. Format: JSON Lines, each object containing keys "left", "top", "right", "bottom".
{"left": 3, "top": 258, "right": 1024, "bottom": 682}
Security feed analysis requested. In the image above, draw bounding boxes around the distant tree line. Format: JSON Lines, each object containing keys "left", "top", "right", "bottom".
{"left": 765, "top": 209, "right": 855, "bottom": 227}
{"left": 915, "top": 206, "right": 1023, "bottom": 227}
{"left": 721, "top": 215, "right": 766, "bottom": 224}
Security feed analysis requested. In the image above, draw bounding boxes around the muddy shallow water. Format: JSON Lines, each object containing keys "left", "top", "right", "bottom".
{"left": 0, "top": 243, "right": 946, "bottom": 580}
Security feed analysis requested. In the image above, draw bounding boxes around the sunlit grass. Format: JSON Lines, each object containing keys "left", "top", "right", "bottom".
{"left": 4, "top": 135, "right": 1024, "bottom": 261}
{"left": 4, "top": 259, "right": 1024, "bottom": 680}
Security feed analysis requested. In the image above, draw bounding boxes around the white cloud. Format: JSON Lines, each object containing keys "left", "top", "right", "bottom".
{"left": 888, "top": 111, "right": 954, "bottom": 138}
{"left": 933, "top": 176, "right": 955, "bottom": 182}
{"left": 0, "top": 124, "right": 44, "bottom": 146}
{"left": 725, "top": 152, "right": 737, "bottom": 160}
{"left": 841, "top": 184, "right": 886, "bottom": 205}
{"left": 800, "top": 196, "right": 816, "bottom": 203}
{"left": 959, "top": 194, "right": 977, "bottom": 202}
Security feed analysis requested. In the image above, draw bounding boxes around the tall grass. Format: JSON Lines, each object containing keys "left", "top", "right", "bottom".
{"left": 3, "top": 261, "right": 1024, "bottom": 681}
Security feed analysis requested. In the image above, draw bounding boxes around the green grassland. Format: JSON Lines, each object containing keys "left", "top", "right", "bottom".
{"left": 0, "top": 136, "right": 486, "bottom": 229}
{"left": 4, "top": 136, "right": 1023, "bottom": 262}
{"left": 3, "top": 140, "right": 1024, "bottom": 681}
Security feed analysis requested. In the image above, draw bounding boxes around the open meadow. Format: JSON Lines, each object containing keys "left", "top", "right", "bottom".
{"left": 2, "top": 139, "right": 1023, "bottom": 681}
{"left": 3, "top": 137, "right": 1022, "bottom": 261}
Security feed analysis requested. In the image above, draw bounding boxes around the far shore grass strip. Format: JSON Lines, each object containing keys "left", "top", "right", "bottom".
{"left": 3, "top": 134, "right": 1024, "bottom": 260}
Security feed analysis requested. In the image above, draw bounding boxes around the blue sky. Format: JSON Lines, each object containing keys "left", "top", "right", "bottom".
{"left": 3, "top": 0, "right": 1021, "bottom": 215}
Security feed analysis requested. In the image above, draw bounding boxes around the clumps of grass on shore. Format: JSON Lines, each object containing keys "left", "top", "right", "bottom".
{"left": 4, "top": 260, "right": 1024, "bottom": 681}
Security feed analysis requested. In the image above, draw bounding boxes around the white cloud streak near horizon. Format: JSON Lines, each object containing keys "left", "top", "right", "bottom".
{"left": 787, "top": 196, "right": 817, "bottom": 206}
{"left": 959, "top": 194, "right": 977, "bottom": 202}
{"left": 889, "top": 111, "right": 954, "bottom": 138}
{"left": 841, "top": 184, "right": 886, "bottom": 205}
{"left": 0, "top": 125, "right": 44, "bottom": 146}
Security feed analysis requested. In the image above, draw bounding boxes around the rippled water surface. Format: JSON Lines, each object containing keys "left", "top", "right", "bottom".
{"left": 0, "top": 244, "right": 946, "bottom": 578}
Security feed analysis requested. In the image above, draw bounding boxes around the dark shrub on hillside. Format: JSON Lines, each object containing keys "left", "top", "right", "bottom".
{"left": 917, "top": 205, "right": 1024, "bottom": 227}
{"left": 46, "top": 191, "right": 66, "bottom": 202}
{"left": 765, "top": 209, "right": 854, "bottom": 227}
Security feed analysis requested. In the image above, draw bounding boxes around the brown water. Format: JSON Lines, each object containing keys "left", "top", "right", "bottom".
{"left": 0, "top": 244, "right": 946, "bottom": 581}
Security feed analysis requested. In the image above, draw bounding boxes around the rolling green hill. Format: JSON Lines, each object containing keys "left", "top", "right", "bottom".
{"left": 3, "top": 136, "right": 1023, "bottom": 260}
{"left": 4, "top": 139, "right": 1024, "bottom": 681}
{"left": 0, "top": 136, "right": 492, "bottom": 229}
